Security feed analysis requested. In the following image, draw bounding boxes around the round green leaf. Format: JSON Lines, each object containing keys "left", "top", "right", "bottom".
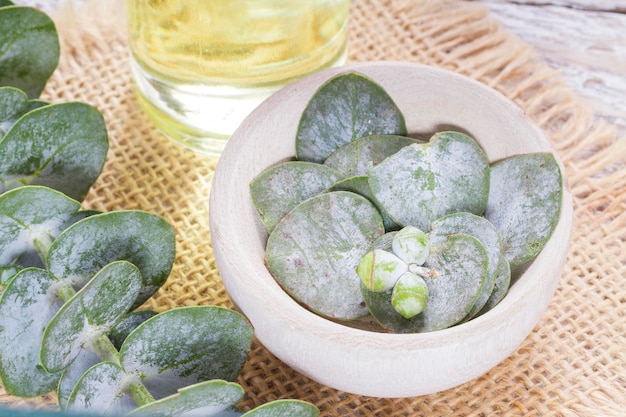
{"left": 250, "top": 161, "right": 343, "bottom": 234}
{"left": 0, "top": 186, "right": 82, "bottom": 269}
{"left": 0, "top": 6, "right": 60, "bottom": 98}
{"left": 430, "top": 212, "right": 502, "bottom": 319}
{"left": 324, "top": 134, "right": 420, "bottom": 177}
{"left": 120, "top": 306, "right": 253, "bottom": 400}
{"left": 296, "top": 72, "right": 407, "bottom": 163}
{"left": 477, "top": 255, "right": 511, "bottom": 317}
{"left": 266, "top": 191, "right": 384, "bottom": 320}
{"left": 41, "top": 261, "right": 142, "bottom": 373}
{"left": 327, "top": 175, "right": 399, "bottom": 231}
{"left": 127, "top": 380, "right": 244, "bottom": 417}
{"left": 66, "top": 362, "right": 137, "bottom": 415}
{"left": 46, "top": 210, "right": 176, "bottom": 307}
{"left": 57, "top": 348, "right": 101, "bottom": 410}
{"left": 0, "top": 87, "right": 28, "bottom": 136}
{"left": 368, "top": 131, "right": 490, "bottom": 230}
{"left": 363, "top": 234, "right": 488, "bottom": 333}
{"left": 0, "top": 268, "right": 61, "bottom": 396}
{"left": 0, "top": 102, "right": 109, "bottom": 200}
{"left": 485, "top": 152, "right": 562, "bottom": 267}
{"left": 242, "top": 400, "right": 320, "bottom": 417}
{"left": 108, "top": 310, "right": 158, "bottom": 351}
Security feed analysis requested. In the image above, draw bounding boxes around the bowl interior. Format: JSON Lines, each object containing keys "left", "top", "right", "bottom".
{"left": 209, "top": 61, "right": 573, "bottom": 397}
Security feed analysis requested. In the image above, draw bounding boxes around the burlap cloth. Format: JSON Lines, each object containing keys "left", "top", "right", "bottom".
{"left": 2, "top": 0, "right": 624, "bottom": 415}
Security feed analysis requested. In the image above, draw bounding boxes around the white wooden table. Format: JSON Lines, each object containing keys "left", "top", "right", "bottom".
{"left": 475, "top": 0, "right": 626, "bottom": 137}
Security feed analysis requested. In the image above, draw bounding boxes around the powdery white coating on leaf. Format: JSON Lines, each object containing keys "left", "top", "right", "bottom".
{"left": 362, "top": 234, "right": 487, "bottom": 333}
{"left": 0, "top": 268, "right": 62, "bottom": 396}
{"left": 430, "top": 212, "right": 502, "bottom": 319}
{"left": 295, "top": 72, "right": 407, "bottom": 163}
{"left": 66, "top": 362, "right": 137, "bottom": 415}
{"left": 0, "top": 186, "right": 81, "bottom": 266}
{"left": 0, "top": 102, "right": 108, "bottom": 200}
{"left": 324, "top": 134, "right": 419, "bottom": 177}
{"left": 41, "top": 261, "right": 142, "bottom": 373}
{"left": 127, "top": 380, "right": 244, "bottom": 417}
{"left": 46, "top": 210, "right": 175, "bottom": 307}
{"left": 368, "top": 132, "right": 490, "bottom": 231}
{"left": 120, "top": 306, "right": 253, "bottom": 401}
{"left": 241, "top": 400, "right": 320, "bottom": 417}
{"left": 266, "top": 191, "right": 384, "bottom": 320}
{"left": 57, "top": 348, "right": 102, "bottom": 410}
{"left": 485, "top": 153, "right": 562, "bottom": 267}
{"left": 477, "top": 255, "right": 511, "bottom": 317}
{"left": 327, "top": 175, "right": 399, "bottom": 231}
{"left": 250, "top": 161, "right": 343, "bottom": 234}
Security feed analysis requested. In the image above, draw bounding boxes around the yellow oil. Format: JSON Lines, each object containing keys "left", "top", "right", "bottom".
{"left": 127, "top": 0, "right": 350, "bottom": 154}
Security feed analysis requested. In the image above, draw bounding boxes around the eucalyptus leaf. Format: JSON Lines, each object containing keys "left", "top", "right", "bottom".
{"left": 41, "top": 261, "right": 142, "bottom": 373}
{"left": 327, "top": 175, "right": 399, "bottom": 231}
{"left": 368, "top": 131, "right": 490, "bottom": 230}
{"left": 120, "top": 306, "right": 253, "bottom": 400}
{"left": 57, "top": 348, "right": 102, "bottom": 410}
{"left": 250, "top": 161, "right": 343, "bottom": 234}
{"left": 296, "top": 72, "right": 407, "bottom": 163}
{"left": 485, "top": 153, "right": 562, "bottom": 267}
{"left": 0, "top": 268, "right": 62, "bottom": 396}
{"left": 241, "top": 400, "right": 320, "bottom": 417}
{"left": 430, "top": 212, "right": 502, "bottom": 319}
{"left": 0, "top": 5, "right": 60, "bottom": 98}
{"left": 127, "top": 380, "right": 244, "bottom": 417}
{"left": 0, "top": 265, "right": 20, "bottom": 287}
{"left": 108, "top": 310, "right": 158, "bottom": 351}
{"left": 324, "top": 134, "right": 420, "bottom": 177}
{"left": 46, "top": 210, "right": 176, "bottom": 307}
{"left": 477, "top": 255, "right": 511, "bottom": 317}
{"left": 0, "top": 1, "right": 15, "bottom": 7}
{"left": 0, "top": 186, "right": 81, "bottom": 269}
{"left": 0, "top": 102, "right": 108, "bottom": 200}
{"left": 363, "top": 234, "right": 488, "bottom": 333}
{"left": 66, "top": 361, "right": 137, "bottom": 415}
{"left": 266, "top": 191, "right": 384, "bottom": 320}
{"left": 0, "top": 87, "right": 49, "bottom": 139}
{"left": 0, "top": 87, "right": 28, "bottom": 136}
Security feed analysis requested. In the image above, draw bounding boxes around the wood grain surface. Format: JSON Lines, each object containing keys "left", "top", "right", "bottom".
{"left": 476, "top": 0, "right": 626, "bottom": 136}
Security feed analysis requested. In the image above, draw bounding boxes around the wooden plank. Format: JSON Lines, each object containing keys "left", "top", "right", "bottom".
{"left": 477, "top": 0, "right": 626, "bottom": 135}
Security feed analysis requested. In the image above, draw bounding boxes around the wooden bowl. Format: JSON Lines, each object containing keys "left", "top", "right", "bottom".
{"left": 209, "top": 62, "right": 572, "bottom": 397}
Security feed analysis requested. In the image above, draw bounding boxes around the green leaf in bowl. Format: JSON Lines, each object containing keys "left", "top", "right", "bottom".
{"left": 430, "top": 212, "right": 506, "bottom": 320}
{"left": 0, "top": 102, "right": 109, "bottom": 201}
{"left": 368, "top": 131, "right": 490, "bottom": 231}
{"left": 485, "top": 152, "right": 562, "bottom": 267}
{"left": 265, "top": 191, "right": 384, "bottom": 320}
{"left": 296, "top": 72, "right": 407, "bottom": 163}
{"left": 0, "top": 5, "right": 60, "bottom": 98}
{"left": 324, "top": 134, "right": 420, "bottom": 177}
{"left": 362, "top": 233, "right": 488, "bottom": 333}
{"left": 250, "top": 161, "right": 343, "bottom": 234}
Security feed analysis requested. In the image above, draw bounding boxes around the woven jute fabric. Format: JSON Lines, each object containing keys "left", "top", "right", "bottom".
{"left": 1, "top": 0, "right": 624, "bottom": 416}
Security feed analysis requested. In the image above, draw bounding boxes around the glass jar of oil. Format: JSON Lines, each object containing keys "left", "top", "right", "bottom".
{"left": 127, "top": 0, "right": 350, "bottom": 155}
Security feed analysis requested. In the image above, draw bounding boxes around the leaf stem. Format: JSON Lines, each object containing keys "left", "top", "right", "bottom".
{"left": 126, "top": 376, "right": 156, "bottom": 407}
{"left": 89, "top": 334, "right": 121, "bottom": 365}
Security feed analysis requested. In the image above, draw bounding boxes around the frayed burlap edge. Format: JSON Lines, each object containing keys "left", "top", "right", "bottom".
{"left": 1, "top": 1, "right": 624, "bottom": 416}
